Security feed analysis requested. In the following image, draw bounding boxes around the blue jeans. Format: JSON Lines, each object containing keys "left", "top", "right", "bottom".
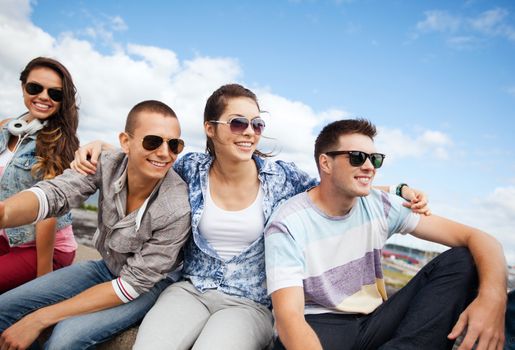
{"left": 0, "top": 260, "right": 171, "bottom": 350}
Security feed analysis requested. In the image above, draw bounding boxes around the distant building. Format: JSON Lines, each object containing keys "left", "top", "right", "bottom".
{"left": 383, "top": 243, "right": 440, "bottom": 266}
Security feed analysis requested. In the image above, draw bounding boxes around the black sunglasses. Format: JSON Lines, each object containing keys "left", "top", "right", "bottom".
{"left": 325, "top": 150, "right": 385, "bottom": 169}
{"left": 209, "top": 115, "right": 266, "bottom": 135}
{"left": 24, "top": 82, "right": 63, "bottom": 102}
{"left": 132, "top": 134, "right": 185, "bottom": 155}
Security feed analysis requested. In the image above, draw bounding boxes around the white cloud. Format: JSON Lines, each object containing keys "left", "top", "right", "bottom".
{"left": 507, "top": 86, "right": 515, "bottom": 97}
{"left": 110, "top": 16, "right": 128, "bottom": 32}
{"left": 0, "top": 0, "right": 31, "bottom": 23}
{"left": 469, "top": 8, "right": 508, "bottom": 33}
{"left": 446, "top": 36, "right": 483, "bottom": 49}
{"left": 415, "top": 7, "right": 515, "bottom": 47}
{"left": 416, "top": 10, "right": 462, "bottom": 33}
{"left": 483, "top": 186, "right": 515, "bottom": 221}
{"left": 376, "top": 127, "right": 453, "bottom": 162}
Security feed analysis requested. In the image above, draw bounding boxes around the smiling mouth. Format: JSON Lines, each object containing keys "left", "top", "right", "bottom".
{"left": 355, "top": 176, "right": 371, "bottom": 185}
{"left": 235, "top": 141, "right": 252, "bottom": 148}
{"left": 33, "top": 102, "right": 51, "bottom": 110}
{"left": 148, "top": 160, "right": 169, "bottom": 168}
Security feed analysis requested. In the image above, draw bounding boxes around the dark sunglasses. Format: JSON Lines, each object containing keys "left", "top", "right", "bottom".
{"left": 24, "top": 82, "right": 63, "bottom": 102}
{"left": 209, "top": 115, "right": 266, "bottom": 135}
{"left": 133, "top": 134, "right": 185, "bottom": 155}
{"left": 325, "top": 150, "right": 385, "bottom": 169}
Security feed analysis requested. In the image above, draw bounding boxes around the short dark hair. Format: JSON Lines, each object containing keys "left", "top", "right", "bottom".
{"left": 125, "top": 100, "right": 178, "bottom": 134}
{"left": 314, "top": 119, "right": 377, "bottom": 171}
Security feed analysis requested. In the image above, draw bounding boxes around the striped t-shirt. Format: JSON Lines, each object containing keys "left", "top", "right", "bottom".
{"left": 264, "top": 189, "right": 420, "bottom": 315}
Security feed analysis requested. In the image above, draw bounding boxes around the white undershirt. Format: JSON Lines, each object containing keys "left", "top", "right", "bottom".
{"left": 199, "top": 177, "right": 264, "bottom": 261}
{"left": 0, "top": 147, "right": 14, "bottom": 174}
{"left": 0, "top": 147, "right": 14, "bottom": 242}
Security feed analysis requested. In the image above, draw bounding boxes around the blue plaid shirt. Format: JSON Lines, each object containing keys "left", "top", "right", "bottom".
{"left": 174, "top": 152, "right": 317, "bottom": 306}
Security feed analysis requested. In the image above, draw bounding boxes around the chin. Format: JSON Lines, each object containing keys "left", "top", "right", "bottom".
{"left": 356, "top": 188, "right": 371, "bottom": 197}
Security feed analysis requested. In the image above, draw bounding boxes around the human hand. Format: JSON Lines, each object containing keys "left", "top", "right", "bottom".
{"left": 0, "top": 313, "right": 46, "bottom": 350}
{"left": 448, "top": 293, "right": 506, "bottom": 350}
{"left": 401, "top": 187, "right": 431, "bottom": 216}
{"left": 70, "top": 140, "right": 107, "bottom": 175}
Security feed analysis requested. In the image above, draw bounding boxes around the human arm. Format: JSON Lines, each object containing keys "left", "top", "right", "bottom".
{"left": 0, "top": 191, "right": 40, "bottom": 228}
{"left": 375, "top": 184, "right": 431, "bottom": 216}
{"left": 35, "top": 218, "right": 57, "bottom": 276}
{"left": 272, "top": 287, "right": 323, "bottom": 350}
{"left": 70, "top": 140, "right": 114, "bottom": 175}
{"left": 412, "top": 215, "right": 507, "bottom": 350}
{"left": 0, "top": 282, "right": 122, "bottom": 349}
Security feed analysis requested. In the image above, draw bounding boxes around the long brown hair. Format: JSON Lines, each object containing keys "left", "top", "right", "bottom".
{"left": 19, "top": 57, "right": 80, "bottom": 179}
{"left": 203, "top": 83, "right": 271, "bottom": 159}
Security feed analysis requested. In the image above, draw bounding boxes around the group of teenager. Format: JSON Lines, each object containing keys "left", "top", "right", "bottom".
{"left": 0, "top": 56, "right": 510, "bottom": 350}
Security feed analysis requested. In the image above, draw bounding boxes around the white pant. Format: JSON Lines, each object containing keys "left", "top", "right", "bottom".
{"left": 134, "top": 281, "right": 274, "bottom": 350}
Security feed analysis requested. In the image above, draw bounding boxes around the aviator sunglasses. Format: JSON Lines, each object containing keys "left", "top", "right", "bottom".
{"left": 24, "top": 82, "right": 63, "bottom": 102}
{"left": 325, "top": 150, "right": 386, "bottom": 169}
{"left": 209, "top": 115, "right": 266, "bottom": 135}
{"left": 131, "top": 134, "right": 185, "bottom": 155}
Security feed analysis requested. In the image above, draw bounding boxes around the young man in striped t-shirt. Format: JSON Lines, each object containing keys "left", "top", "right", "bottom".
{"left": 265, "top": 119, "right": 507, "bottom": 350}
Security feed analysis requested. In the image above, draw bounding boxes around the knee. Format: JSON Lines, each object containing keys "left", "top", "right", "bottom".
{"left": 45, "top": 335, "right": 85, "bottom": 350}
{"left": 437, "top": 247, "right": 478, "bottom": 284}
{"left": 45, "top": 324, "right": 94, "bottom": 350}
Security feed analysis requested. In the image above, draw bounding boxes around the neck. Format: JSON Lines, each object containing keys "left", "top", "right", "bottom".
{"left": 126, "top": 169, "right": 159, "bottom": 204}
{"left": 210, "top": 155, "right": 258, "bottom": 184}
{"left": 309, "top": 184, "right": 356, "bottom": 217}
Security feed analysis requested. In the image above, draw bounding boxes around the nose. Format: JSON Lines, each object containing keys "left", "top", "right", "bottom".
{"left": 154, "top": 140, "right": 173, "bottom": 159}
{"left": 242, "top": 121, "right": 255, "bottom": 136}
{"left": 37, "top": 88, "right": 50, "bottom": 101}
{"left": 361, "top": 157, "right": 375, "bottom": 170}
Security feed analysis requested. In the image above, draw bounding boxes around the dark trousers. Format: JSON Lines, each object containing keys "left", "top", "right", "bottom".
{"left": 274, "top": 247, "right": 478, "bottom": 350}
{"left": 506, "top": 290, "right": 515, "bottom": 350}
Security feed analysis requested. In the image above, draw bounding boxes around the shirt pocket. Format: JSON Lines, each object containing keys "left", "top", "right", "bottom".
{"left": 10, "top": 154, "right": 38, "bottom": 189}
{"left": 108, "top": 225, "right": 144, "bottom": 254}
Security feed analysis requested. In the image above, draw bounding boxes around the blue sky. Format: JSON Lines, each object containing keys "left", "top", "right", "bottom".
{"left": 1, "top": 0, "right": 514, "bottom": 262}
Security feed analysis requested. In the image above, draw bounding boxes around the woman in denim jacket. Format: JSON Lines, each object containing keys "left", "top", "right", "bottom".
{"left": 74, "top": 84, "right": 428, "bottom": 350}
{"left": 0, "top": 57, "right": 79, "bottom": 292}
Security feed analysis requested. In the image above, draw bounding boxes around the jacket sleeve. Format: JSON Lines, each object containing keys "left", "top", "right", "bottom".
{"left": 33, "top": 165, "right": 101, "bottom": 218}
{"left": 276, "top": 160, "right": 319, "bottom": 195}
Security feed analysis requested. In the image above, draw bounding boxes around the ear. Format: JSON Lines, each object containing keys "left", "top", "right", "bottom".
{"left": 204, "top": 121, "right": 215, "bottom": 138}
{"left": 318, "top": 154, "right": 332, "bottom": 175}
{"left": 119, "top": 132, "right": 130, "bottom": 154}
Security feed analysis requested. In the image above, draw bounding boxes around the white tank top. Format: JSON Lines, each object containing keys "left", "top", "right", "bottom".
{"left": 199, "top": 177, "right": 265, "bottom": 261}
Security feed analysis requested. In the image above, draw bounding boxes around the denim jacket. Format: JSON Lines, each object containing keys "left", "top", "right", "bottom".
{"left": 173, "top": 152, "right": 317, "bottom": 306}
{"left": 0, "top": 124, "right": 72, "bottom": 246}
